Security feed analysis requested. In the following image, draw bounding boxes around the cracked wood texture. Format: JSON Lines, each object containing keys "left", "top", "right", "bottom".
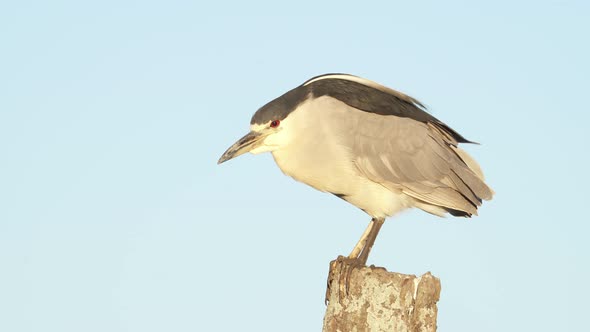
{"left": 323, "top": 265, "right": 441, "bottom": 332}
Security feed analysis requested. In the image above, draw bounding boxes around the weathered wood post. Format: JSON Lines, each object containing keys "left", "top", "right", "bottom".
{"left": 323, "top": 264, "right": 441, "bottom": 332}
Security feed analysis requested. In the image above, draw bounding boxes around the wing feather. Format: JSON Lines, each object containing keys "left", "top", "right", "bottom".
{"left": 352, "top": 114, "right": 493, "bottom": 216}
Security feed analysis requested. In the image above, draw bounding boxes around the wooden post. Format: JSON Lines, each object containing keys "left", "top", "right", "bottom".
{"left": 323, "top": 264, "right": 441, "bottom": 332}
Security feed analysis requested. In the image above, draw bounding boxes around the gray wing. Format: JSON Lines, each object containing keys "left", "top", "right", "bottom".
{"left": 352, "top": 113, "right": 494, "bottom": 216}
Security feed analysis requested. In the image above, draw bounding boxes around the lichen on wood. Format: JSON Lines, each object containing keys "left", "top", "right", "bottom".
{"left": 323, "top": 264, "right": 441, "bottom": 332}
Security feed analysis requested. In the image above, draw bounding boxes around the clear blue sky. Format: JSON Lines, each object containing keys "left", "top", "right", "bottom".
{"left": 1, "top": 1, "right": 589, "bottom": 331}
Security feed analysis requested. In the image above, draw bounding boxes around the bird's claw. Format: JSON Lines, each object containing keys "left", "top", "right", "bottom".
{"left": 325, "top": 255, "right": 365, "bottom": 304}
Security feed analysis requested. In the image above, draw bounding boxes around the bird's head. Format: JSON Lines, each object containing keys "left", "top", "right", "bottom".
{"left": 217, "top": 118, "right": 288, "bottom": 164}
{"left": 217, "top": 86, "right": 307, "bottom": 164}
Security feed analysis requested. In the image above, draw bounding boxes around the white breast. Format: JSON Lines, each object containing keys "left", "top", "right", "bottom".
{"left": 270, "top": 96, "right": 411, "bottom": 218}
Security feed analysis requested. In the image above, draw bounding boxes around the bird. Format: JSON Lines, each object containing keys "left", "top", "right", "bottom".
{"left": 218, "top": 73, "right": 494, "bottom": 299}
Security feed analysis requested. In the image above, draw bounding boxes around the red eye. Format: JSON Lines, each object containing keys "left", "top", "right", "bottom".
{"left": 270, "top": 120, "right": 280, "bottom": 128}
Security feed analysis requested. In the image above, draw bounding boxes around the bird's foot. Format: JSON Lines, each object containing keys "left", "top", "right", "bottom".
{"left": 325, "top": 255, "right": 365, "bottom": 304}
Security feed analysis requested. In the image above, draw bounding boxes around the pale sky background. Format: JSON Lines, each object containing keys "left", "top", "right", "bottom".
{"left": 1, "top": 1, "right": 589, "bottom": 331}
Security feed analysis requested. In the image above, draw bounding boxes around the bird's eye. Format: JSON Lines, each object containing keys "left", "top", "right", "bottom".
{"left": 270, "top": 120, "right": 280, "bottom": 128}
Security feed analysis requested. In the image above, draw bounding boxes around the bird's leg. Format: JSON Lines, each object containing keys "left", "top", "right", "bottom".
{"left": 347, "top": 220, "right": 375, "bottom": 258}
{"left": 356, "top": 217, "right": 384, "bottom": 265}
{"left": 338, "top": 217, "right": 384, "bottom": 298}
{"left": 326, "top": 217, "right": 386, "bottom": 303}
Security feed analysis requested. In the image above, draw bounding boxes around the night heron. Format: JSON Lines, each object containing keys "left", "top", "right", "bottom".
{"left": 218, "top": 74, "right": 493, "bottom": 295}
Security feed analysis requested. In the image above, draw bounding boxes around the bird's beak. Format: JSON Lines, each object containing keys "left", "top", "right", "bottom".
{"left": 218, "top": 131, "right": 265, "bottom": 164}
